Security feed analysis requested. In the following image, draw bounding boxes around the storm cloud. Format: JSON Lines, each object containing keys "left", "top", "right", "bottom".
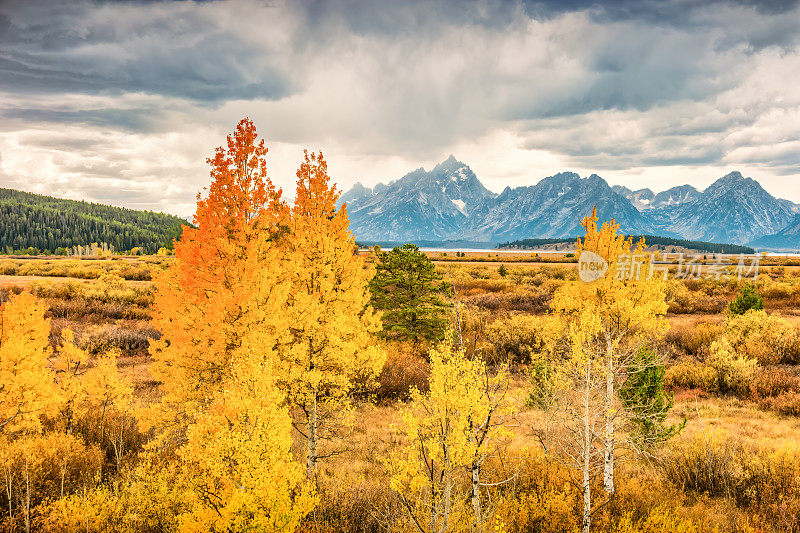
{"left": 1, "top": 0, "right": 799, "bottom": 215}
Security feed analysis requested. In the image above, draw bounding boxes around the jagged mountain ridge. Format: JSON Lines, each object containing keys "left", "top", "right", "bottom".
{"left": 343, "top": 155, "right": 496, "bottom": 241}
{"left": 611, "top": 185, "right": 655, "bottom": 211}
{"left": 341, "top": 158, "right": 800, "bottom": 248}
{"left": 476, "top": 173, "right": 655, "bottom": 240}
{"left": 649, "top": 172, "right": 796, "bottom": 245}
{"left": 612, "top": 184, "right": 701, "bottom": 211}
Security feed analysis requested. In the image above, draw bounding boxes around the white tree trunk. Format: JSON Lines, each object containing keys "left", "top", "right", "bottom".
{"left": 439, "top": 449, "right": 452, "bottom": 533}
{"left": 471, "top": 460, "right": 482, "bottom": 533}
{"left": 603, "top": 342, "right": 615, "bottom": 496}
{"left": 582, "top": 357, "right": 592, "bottom": 533}
{"left": 582, "top": 403, "right": 592, "bottom": 533}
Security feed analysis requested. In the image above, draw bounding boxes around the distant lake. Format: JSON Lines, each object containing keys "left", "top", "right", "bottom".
{"left": 360, "top": 241, "right": 800, "bottom": 257}
{"left": 359, "top": 241, "right": 560, "bottom": 254}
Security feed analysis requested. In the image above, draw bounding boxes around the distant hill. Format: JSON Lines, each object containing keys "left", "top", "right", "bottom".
{"left": 0, "top": 188, "right": 188, "bottom": 254}
{"left": 498, "top": 235, "right": 755, "bottom": 255}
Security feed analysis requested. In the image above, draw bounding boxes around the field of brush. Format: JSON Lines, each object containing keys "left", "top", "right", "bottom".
{"left": 3, "top": 252, "right": 800, "bottom": 531}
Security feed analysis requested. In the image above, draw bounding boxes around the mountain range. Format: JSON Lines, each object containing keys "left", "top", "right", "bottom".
{"left": 341, "top": 156, "right": 800, "bottom": 250}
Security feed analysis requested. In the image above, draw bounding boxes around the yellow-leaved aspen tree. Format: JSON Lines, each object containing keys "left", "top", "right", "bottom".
{"left": 281, "top": 151, "right": 384, "bottom": 480}
{"left": 553, "top": 308, "right": 605, "bottom": 533}
{"left": 81, "top": 349, "right": 134, "bottom": 476}
{"left": 0, "top": 293, "right": 63, "bottom": 533}
{"left": 52, "top": 329, "right": 91, "bottom": 435}
{"left": 548, "top": 208, "right": 668, "bottom": 532}
{"left": 0, "top": 293, "right": 61, "bottom": 435}
{"left": 178, "top": 350, "right": 315, "bottom": 532}
{"left": 387, "top": 343, "right": 510, "bottom": 533}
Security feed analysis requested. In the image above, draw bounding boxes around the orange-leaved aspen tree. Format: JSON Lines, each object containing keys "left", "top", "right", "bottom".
{"left": 147, "top": 119, "right": 314, "bottom": 531}
{"left": 0, "top": 293, "right": 61, "bottom": 436}
{"left": 549, "top": 208, "right": 668, "bottom": 533}
{"left": 148, "top": 118, "right": 289, "bottom": 432}
{"left": 279, "top": 151, "right": 384, "bottom": 480}
{"left": 387, "top": 343, "right": 510, "bottom": 533}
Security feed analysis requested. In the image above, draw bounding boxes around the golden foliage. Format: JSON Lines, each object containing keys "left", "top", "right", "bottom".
{"left": 0, "top": 292, "right": 61, "bottom": 435}
{"left": 387, "top": 343, "right": 510, "bottom": 531}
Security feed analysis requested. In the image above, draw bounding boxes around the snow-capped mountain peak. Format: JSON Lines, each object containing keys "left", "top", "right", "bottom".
{"left": 341, "top": 163, "right": 799, "bottom": 248}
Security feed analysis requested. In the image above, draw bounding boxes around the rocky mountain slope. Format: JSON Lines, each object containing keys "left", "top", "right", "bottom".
{"left": 751, "top": 214, "right": 800, "bottom": 251}
{"left": 343, "top": 155, "right": 495, "bottom": 241}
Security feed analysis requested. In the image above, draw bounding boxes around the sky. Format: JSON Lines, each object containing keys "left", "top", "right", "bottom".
{"left": 1, "top": 0, "right": 800, "bottom": 217}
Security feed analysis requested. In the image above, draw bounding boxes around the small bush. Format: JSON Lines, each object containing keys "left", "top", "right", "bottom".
{"left": 759, "top": 391, "right": 800, "bottom": 416}
{"left": 750, "top": 367, "right": 800, "bottom": 400}
{"left": 664, "top": 362, "right": 717, "bottom": 392}
{"left": 663, "top": 431, "right": 800, "bottom": 524}
{"left": 487, "top": 314, "right": 548, "bottom": 364}
{"left": 729, "top": 282, "right": 764, "bottom": 315}
{"left": 707, "top": 339, "right": 759, "bottom": 396}
{"left": 666, "top": 320, "right": 722, "bottom": 357}
{"left": 717, "top": 310, "right": 797, "bottom": 365}
{"left": 77, "top": 324, "right": 159, "bottom": 355}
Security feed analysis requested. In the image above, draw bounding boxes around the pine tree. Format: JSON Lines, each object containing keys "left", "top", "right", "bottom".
{"left": 619, "top": 347, "right": 684, "bottom": 447}
{"left": 728, "top": 282, "right": 764, "bottom": 315}
{"left": 369, "top": 243, "right": 450, "bottom": 345}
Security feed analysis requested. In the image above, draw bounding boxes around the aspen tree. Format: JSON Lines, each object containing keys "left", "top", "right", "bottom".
{"left": 0, "top": 293, "right": 61, "bottom": 435}
{"left": 280, "top": 151, "right": 384, "bottom": 480}
{"left": 147, "top": 119, "right": 316, "bottom": 530}
{"left": 178, "top": 351, "right": 315, "bottom": 532}
{"left": 387, "top": 343, "right": 509, "bottom": 533}
{"left": 149, "top": 118, "right": 289, "bottom": 431}
{"left": 82, "top": 349, "right": 134, "bottom": 475}
{"left": 553, "top": 208, "right": 668, "bottom": 496}
{"left": 546, "top": 208, "right": 670, "bottom": 532}
{"left": 52, "top": 330, "right": 90, "bottom": 434}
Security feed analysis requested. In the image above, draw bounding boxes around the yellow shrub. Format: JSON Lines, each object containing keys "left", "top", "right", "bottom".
{"left": 760, "top": 278, "right": 797, "bottom": 301}
{"left": 667, "top": 320, "right": 723, "bottom": 357}
{"left": 614, "top": 506, "right": 716, "bottom": 533}
{"left": 719, "top": 310, "right": 797, "bottom": 365}
{"left": 665, "top": 362, "right": 717, "bottom": 392}
{"left": 39, "top": 485, "right": 117, "bottom": 533}
{"left": 666, "top": 280, "right": 695, "bottom": 314}
{"left": 707, "top": 338, "right": 759, "bottom": 396}
{"left": 486, "top": 314, "right": 548, "bottom": 364}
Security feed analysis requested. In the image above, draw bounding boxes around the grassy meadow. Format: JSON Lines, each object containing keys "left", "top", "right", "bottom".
{"left": 3, "top": 251, "right": 800, "bottom": 532}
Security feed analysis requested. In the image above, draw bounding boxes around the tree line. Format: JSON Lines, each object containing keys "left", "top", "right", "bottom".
{"left": 0, "top": 188, "right": 187, "bottom": 254}
{"left": 500, "top": 235, "right": 756, "bottom": 255}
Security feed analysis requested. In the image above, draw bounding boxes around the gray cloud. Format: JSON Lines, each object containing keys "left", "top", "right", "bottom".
{"left": 0, "top": 1, "right": 292, "bottom": 102}
{"left": 0, "top": 0, "right": 799, "bottom": 210}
